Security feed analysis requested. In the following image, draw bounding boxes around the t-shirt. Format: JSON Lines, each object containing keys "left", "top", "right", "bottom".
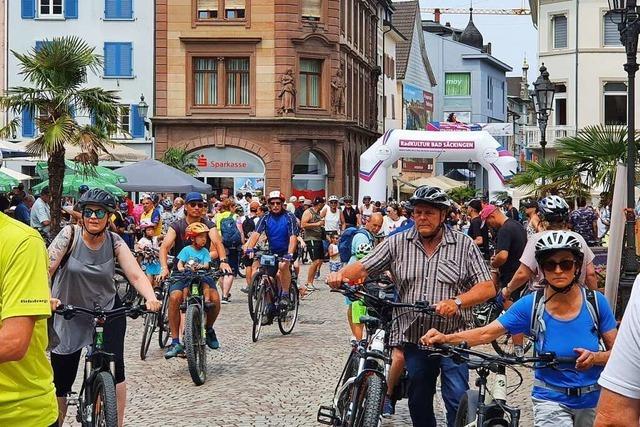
{"left": 255, "top": 211, "right": 299, "bottom": 255}
{"left": 506, "top": 206, "right": 520, "bottom": 222}
{"left": 382, "top": 215, "right": 406, "bottom": 236}
{"left": 0, "top": 213, "right": 58, "bottom": 426}
{"left": 169, "top": 218, "right": 216, "bottom": 260}
{"left": 140, "top": 207, "right": 163, "bottom": 237}
{"left": 29, "top": 197, "right": 51, "bottom": 232}
{"left": 599, "top": 274, "right": 640, "bottom": 398}
{"left": 569, "top": 207, "right": 597, "bottom": 243}
{"left": 388, "top": 218, "right": 414, "bottom": 237}
{"left": 329, "top": 243, "right": 340, "bottom": 262}
{"left": 468, "top": 216, "right": 490, "bottom": 259}
{"left": 498, "top": 291, "right": 617, "bottom": 408}
{"left": 495, "top": 219, "right": 527, "bottom": 287}
{"left": 177, "top": 245, "right": 212, "bottom": 266}
{"left": 14, "top": 203, "right": 30, "bottom": 225}
{"left": 520, "top": 231, "right": 595, "bottom": 289}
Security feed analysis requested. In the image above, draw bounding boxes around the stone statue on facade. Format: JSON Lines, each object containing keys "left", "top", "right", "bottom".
{"left": 331, "top": 67, "right": 346, "bottom": 115}
{"left": 278, "top": 69, "right": 296, "bottom": 115}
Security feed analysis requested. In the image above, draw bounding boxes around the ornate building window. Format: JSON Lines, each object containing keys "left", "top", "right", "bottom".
{"left": 299, "top": 59, "right": 322, "bottom": 108}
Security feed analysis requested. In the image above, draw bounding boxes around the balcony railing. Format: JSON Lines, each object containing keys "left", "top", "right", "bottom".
{"left": 524, "top": 125, "right": 576, "bottom": 149}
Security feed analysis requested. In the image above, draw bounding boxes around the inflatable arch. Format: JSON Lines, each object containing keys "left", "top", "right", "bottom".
{"left": 358, "top": 129, "right": 518, "bottom": 202}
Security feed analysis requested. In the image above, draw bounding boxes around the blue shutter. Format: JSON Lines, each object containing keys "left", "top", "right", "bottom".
{"left": 105, "top": 0, "right": 133, "bottom": 19}
{"left": 130, "top": 104, "right": 145, "bottom": 138}
{"left": 104, "top": 42, "right": 132, "bottom": 77}
{"left": 120, "top": 43, "right": 133, "bottom": 76}
{"left": 121, "top": 0, "right": 133, "bottom": 18}
{"left": 22, "top": 109, "right": 35, "bottom": 138}
{"left": 35, "top": 41, "right": 45, "bottom": 52}
{"left": 104, "top": 43, "right": 118, "bottom": 76}
{"left": 22, "top": 0, "right": 35, "bottom": 19}
{"left": 64, "top": 0, "right": 78, "bottom": 18}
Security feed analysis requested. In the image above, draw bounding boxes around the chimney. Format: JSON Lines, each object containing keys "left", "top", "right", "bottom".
{"left": 434, "top": 8, "right": 441, "bottom": 23}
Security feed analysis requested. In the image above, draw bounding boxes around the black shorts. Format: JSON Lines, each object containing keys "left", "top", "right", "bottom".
{"left": 51, "top": 297, "right": 127, "bottom": 397}
{"left": 305, "top": 240, "right": 325, "bottom": 261}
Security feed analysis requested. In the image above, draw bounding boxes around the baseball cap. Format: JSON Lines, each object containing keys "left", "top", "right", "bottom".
{"left": 313, "top": 196, "right": 325, "bottom": 205}
{"left": 467, "top": 199, "right": 482, "bottom": 213}
{"left": 39, "top": 186, "right": 50, "bottom": 196}
{"left": 185, "top": 192, "right": 204, "bottom": 203}
{"left": 268, "top": 191, "right": 285, "bottom": 201}
{"left": 297, "top": 196, "right": 306, "bottom": 202}
{"left": 303, "top": 199, "right": 312, "bottom": 206}
{"left": 289, "top": 196, "right": 297, "bottom": 202}
{"left": 480, "top": 204, "right": 498, "bottom": 227}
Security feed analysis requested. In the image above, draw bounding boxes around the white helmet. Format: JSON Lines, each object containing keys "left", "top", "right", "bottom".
{"left": 538, "top": 195, "right": 570, "bottom": 222}
{"left": 534, "top": 231, "right": 583, "bottom": 263}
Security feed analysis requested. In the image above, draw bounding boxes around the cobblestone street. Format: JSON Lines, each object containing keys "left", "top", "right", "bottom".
{"left": 61, "top": 265, "right": 534, "bottom": 426}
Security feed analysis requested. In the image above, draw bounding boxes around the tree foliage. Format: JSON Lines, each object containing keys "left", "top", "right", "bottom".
{"left": 161, "top": 147, "right": 198, "bottom": 176}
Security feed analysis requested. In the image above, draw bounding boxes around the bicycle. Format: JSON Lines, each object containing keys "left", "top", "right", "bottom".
{"left": 250, "top": 252, "right": 299, "bottom": 342}
{"left": 54, "top": 303, "right": 147, "bottom": 427}
{"left": 473, "top": 299, "right": 533, "bottom": 358}
{"left": 430, "top": 343, "right": 577, "bottom": 427}
{"left": 317, "top": 281, "right": 440, "bottom": 427}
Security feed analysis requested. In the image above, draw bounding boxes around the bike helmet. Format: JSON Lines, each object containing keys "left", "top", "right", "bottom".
{"left": 343, "top": 195, "right": 353, "bottom": 202}
{"left": 161, "top": 199, "right": 173, "bottom": 210}
{"left": 185, "top": 222, "right": 210, "bottom": 238}
{"left": 538, "top": 195, "right": 569, "bottom": 223}
{"left": 520, "top": 197, "right": 538, "bottom": 209}
{"left": 534, "top": 231, "right": 583, "bottom": 264}
{"left": 119, "top": 202, "right": 128, "bottom": 211}
{"left": 328, "top": 195, "right": 339, "bottom": 202}
{"left": 139, "top": 220, "right": 155, "bottom": 230}
{"left": 407, "top": 186, "right": 451, "bottom": 210}
{"left": 76, "top": 188, "right": 117, "bottom": 212}
{"left": 355, "top": 242, "right": 374, "bottom": 260}
{"left": 78, "top": 184, "right": 90, "bottom": 195}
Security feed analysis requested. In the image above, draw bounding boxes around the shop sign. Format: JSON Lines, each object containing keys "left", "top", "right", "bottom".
{"left": 191, "top": 147, "right": 265, "bottom": 174}
{"left": 402, "top": 158, "right": 433, "bottom": 172}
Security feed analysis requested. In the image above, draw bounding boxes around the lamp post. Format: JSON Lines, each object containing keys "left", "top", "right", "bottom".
{"left": 137, "top": 93, "right": 149, "bottom": 119}
{"left": 607, "top": 0, "right": 640, "bottom": 315}
{"left": 533, "top": 64, "right": 556, "bottom": 185}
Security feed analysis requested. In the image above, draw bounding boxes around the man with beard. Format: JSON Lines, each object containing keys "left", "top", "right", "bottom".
{"left": 328, "top": 186, "right": 494, "bottom": 427}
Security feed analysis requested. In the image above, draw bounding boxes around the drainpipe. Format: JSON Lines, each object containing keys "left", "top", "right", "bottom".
{"left": 383, "top": 20, "right": 391, "bottom": 133}
{"left": 574, "top": 0, "right": 579, "bottom": 133}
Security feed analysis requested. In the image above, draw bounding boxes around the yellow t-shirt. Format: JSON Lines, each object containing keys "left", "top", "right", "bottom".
{"left": 0, "top": 213, "right": 58, "bottom": 426}
{"left": 140, "top": 208, "right": 163, "bottom": 236}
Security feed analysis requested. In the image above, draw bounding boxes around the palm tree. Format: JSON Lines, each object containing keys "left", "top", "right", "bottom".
{"left": 0, "top": 36, "right": 122, "bottom": 234}
{"left": 510, "top": 158, "right": 591, "bottom": 199}
{"left": 161, "top": 147, "right": 198, "bottom": 176}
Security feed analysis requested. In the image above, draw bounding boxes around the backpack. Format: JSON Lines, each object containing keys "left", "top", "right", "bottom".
{"left": 338, "top": 227, "right": 373, "bottom": 263}
{"left": 530, "top": 288, "right": 605, "bottom": 354}
{"left": 220, "top": 215, "right": 242, "bottom": 248}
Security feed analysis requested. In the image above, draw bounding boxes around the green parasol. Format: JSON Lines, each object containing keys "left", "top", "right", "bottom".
{"left": 35, "top": 161, "right": 127, "bottom": 184}
{"left": 0, "top": 170, "right": 19, "bottom": 193}
{"left": 32, "top": 175, "right": 125, "bottom": 198}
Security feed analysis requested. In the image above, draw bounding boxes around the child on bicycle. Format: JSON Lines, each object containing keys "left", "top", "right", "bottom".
{"left": 177, "top": 222, "right": 212, "bottom": 304}
{"left": 421, "top": 231, "right": 618, "bottom": 426}
{"left": 136, "top": 221, "right": 162, "bottom": 286}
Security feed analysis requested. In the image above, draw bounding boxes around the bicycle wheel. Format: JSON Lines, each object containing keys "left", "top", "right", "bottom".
{"left": 237, "top": 253, "right": 246, "bottom": 278}
{"left": 184, "top": 304, "right": 207, "bottom": 385}
{"left": 278, "top": 282, "right": 299, "bottom": 335}
{"left": 140, "top": 312, "right": 157, "bottom": 360}
{"left": 252, "top": 283, "right": 267, "bottom": 342}
{"left": 157, "top": 285, "right": 171, "bottom": 349}
{"left": 247, "top": 274, "right": 262, "bottom": 322}
{"left": 114, "top": 269, "right": 134, "bottom": 305}
{"left": 336, "top": 351, "right": 360, "bottom": 416}
{"left": 91, "top": 371, "right": 118, "bottom": 427}
{"left": 491, "top": 333, "right": 533, "bottom": 357}
{"left": 351, "top": 373, "right": 384, "bottom": 427}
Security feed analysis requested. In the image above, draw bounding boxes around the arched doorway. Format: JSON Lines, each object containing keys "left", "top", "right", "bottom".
{"left": 292, "top": 151, "right": 327, "bottom": 199}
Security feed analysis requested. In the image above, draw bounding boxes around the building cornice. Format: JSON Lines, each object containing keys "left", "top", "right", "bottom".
{"left": 179, "top": 37, "right": 262, "bottom": 44}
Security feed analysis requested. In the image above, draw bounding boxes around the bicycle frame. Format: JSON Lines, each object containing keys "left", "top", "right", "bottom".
{"left": 463, "top": 362, "right": 520, "bottom": 427}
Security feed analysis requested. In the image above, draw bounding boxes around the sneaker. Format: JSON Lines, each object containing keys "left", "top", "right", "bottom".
{"left": 307, "top": 283, "right": 317, "bottom": 292}
{"left": 164, "top": 343, "right": 184, "bottom": 359}
{"left": 382, "top": 395, "right": 395, "bottom": 417}
{"left": 206, "top": 328, "right": 220, "bottom": 350}
{"left": 221, "top": 296, "right": 230, "bottom": 304}
{"left": 240, "top": 286, "right": 250, "bottom": 294}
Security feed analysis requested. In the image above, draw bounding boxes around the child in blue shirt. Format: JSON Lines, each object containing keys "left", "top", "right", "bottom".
{"left": 177, "top": 222, "right": 212, "bottom": 304}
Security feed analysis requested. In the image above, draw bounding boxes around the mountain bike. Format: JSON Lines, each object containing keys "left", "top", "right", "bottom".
{"left": 472, "top": 300, "right": 533, "bottom": 357}
{"left": 250, "top": 252, "right": 299, "bottom": 342}
{"left": 317, "top": 281, "right": 440, "bottom": 427}
{"left": 430, "top": 343, "right": 577, "bottom": 427}
{"left": 55, "top": 303, "right": 147, "bottom": 427}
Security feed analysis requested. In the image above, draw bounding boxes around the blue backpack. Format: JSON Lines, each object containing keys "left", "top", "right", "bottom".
{"left": 220, "top": 216, "right": 242, "bottom": 248}
{"left": 338, "top": 227, "right": 372, "bottom": 263}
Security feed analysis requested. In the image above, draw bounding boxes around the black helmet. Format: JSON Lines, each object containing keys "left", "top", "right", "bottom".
{"left": 538, "top": 195, "right": 569, "bottom": 223}
{"left": 407, "top": 186, "right": 451, "bottom": 210}
{"left": 78, "top": 184, "right": 90, "bottom": 194}
{"left": 77, "top": 188, "right": 117, "bottom": 212}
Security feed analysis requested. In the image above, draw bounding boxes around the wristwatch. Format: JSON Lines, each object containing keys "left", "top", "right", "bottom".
{"left": 219, "top": 258, "right": 228, "bottom": 263}
{"left": 453, "top": 297, "right": 463, "bottom": 311}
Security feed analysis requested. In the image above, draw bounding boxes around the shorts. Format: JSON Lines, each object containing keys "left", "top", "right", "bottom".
{"left": 305, "top": 240, "right": 324, "bottom": 261}
{"left": 226, "top": 247, "right": 239, "bottom": 276}
{"left": 329, "top": 261, "right": 343, "bottom": 272}
{"left": 168, "top": 274, "right": 218, "bottom": 294}
{"left": 143, "top": 261, "right": 161, "bottom": 276}
{"left": 531, "top": 397, "right": 596, "bottom": 427}
{"left": 51, "top": 296, "right": 126, "bottom": 396}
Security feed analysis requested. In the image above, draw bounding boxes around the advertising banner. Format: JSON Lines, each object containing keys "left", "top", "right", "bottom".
{"left": 234, "top": 177, "right": 265, "bottom": 197}
{"left": 428, "top": 121, "right": 513, "bottom": 136}
{"left": 403, "top": 83, "right": 433, "bottom": 130}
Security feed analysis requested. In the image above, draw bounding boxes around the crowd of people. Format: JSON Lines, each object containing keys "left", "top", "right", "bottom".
{"left": 3, "top": 180, "right": 640, "bottom": 427}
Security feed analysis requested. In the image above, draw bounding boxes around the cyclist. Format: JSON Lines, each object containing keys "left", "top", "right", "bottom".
{"left": 422, "top": 230, "right": 618, "bottom": 427}
{"left": 328, "top": 186, "right": 495, "bottom": 427}
{"left": 48, "top": 189, "right": 161, "bottom": 427}
{"left": 244, "top": 191, "right": 299, "bottom": 306}
{"left": 139, "top": 193, "right": 162, "bottom": 237}
{"left": 341, "top": 195, "right": 360, "bottom": 229}
{"left": 301, "top": 196, "right": 325, "bottom": 293}
{"left": 0, "top": 210, "right": 58, "bottom": 426}
{"left": 159, "top": 192, "right": 231, "bottom": 357}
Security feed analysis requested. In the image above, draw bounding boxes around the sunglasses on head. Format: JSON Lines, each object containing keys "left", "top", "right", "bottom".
{"left": 541, "top": 259, "right": 576, "bottom": 273}
{"left": 82, "top": 208, "right": 107, "bottom": 219}
{"left": 188, "top": 202, "right": 205, "bottom": 208}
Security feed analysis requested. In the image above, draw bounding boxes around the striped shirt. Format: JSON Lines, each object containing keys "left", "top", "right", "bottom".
{"left": 361, "top": 226, "right": 492, "bottom": 345}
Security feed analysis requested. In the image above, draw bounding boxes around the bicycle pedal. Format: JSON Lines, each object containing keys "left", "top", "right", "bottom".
{"left": 317, "top": 405, "right": 338, "bottom": 425}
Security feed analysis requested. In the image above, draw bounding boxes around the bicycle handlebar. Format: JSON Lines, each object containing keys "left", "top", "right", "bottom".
{"left": 54, "top": 304, "right": 148, "bottom": 320}
{"left": 331, "top": 283, "right": 441, "bottom": 317}
{"left": 429, "top": 343, "right": 578, "bottom": 367}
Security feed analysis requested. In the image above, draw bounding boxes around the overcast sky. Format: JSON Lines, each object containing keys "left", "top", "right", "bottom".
{"left": 418, "top": 0, "right": 538, "bottom": 81}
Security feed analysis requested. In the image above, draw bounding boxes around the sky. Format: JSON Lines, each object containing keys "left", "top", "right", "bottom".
{"left": 418, "top": 0, "right": 538, "bottom": 81}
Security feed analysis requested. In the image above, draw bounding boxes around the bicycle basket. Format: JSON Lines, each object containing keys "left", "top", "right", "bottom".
{"left": 260, "top": 254, "right": 278, "bottom": 277}
{"left": 472, "top": 301, "right": 501, "bottom": 327}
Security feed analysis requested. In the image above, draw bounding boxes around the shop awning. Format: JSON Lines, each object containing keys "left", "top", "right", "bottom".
{"left": 13, "top": 141, "right": 150, "bottom": 162}
{"left": 115, "top": 159, "right": 212, "bottom": 193}
{"left": 0, "top": 167, "right": 33, "bottom": 181}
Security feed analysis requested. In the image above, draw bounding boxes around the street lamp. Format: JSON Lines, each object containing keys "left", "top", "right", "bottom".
{"left": 533, "top": 63, "right": 555, "bottom": 185}
{"left": 467, "top": 158, "right": 476, "bottom": 188}
{"left": 607, "top": 0, "right": 640, "bottom": 315}
{"left": 137, "top": 94, "right": 149, "bottom": 119}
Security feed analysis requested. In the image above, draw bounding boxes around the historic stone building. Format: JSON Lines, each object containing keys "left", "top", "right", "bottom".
{"left": 154, "top": 0, "right": 393, "bottom": 198}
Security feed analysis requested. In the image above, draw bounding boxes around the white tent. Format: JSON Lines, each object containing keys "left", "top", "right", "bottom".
{"left": 0, "top": 167, "right": 32, "bottom": 181}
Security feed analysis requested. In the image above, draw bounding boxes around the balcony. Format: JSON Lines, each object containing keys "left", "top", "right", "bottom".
{"left": 524, "top": 125, "right": 576, "bottom": 149}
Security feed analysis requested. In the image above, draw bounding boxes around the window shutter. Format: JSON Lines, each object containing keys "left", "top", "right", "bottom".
{"left": 553, "top": 15, "right": 568, "bottom": 48}
{"left": 105, "top": 0, "right": 117, "bottom": 18}
{"left": 604, "top": 16, "right": 621, "bottom": 46}
{"left": 22, "top": 109, "right": 35, "bottom": 138}
{"left": 104, "top": 43, "right": 118, "bottom": 76}
{"left": 65, "top": 0, "right": 78, "bottom": 18}
{"left": 130, "top": 104, "right": 145, "bottom": 138}
{"left": 35, "top": 41, "right": 45, "bottom": 52}
{"left": 22, "top": 0, "right": 35, "bottom": 19}
{"left": 121, "top": 0, "right": 133, "bottom": 18}
{"left": 120, "top": 43, "right": 133, "bottom": 76}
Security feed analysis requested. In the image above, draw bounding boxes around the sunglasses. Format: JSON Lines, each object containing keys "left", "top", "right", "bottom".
{"left": 188, "top": 202, "right": 205, "bottom": 208}
{"left": 541, "top": 260, "right": 576, "bottom": 273}
{"left": 269, "top": 201, "right": 282, "bottom": 206}
{"left": 83, "top": 208, "right": 107, "bottom": 219}
{"left": 250, "top": 209, "right": 258, "bottom": 213}
{"left": 330, "top": 201, "right": 338, "bottom": 204}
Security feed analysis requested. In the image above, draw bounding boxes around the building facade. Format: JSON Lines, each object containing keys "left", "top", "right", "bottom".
{"left": 507, "top": 59, "right": 535, "bottom": 167}
{"left": 154, "top": 0, "right": 393, "bottom": 199}
{"left": 527, "top": 0, "right": 635, "bottom": 156}
{"left": 7, "top": 0, "right": 154, "bottom": 171}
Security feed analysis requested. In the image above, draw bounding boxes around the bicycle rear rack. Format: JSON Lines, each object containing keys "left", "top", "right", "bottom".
{"left": 317, "top": 405, "right": 339, "bottom": 425}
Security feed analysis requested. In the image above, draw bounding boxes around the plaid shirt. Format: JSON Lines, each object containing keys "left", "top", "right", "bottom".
{"left": 361, "top": 226, "right": 492, "bottom": 345}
